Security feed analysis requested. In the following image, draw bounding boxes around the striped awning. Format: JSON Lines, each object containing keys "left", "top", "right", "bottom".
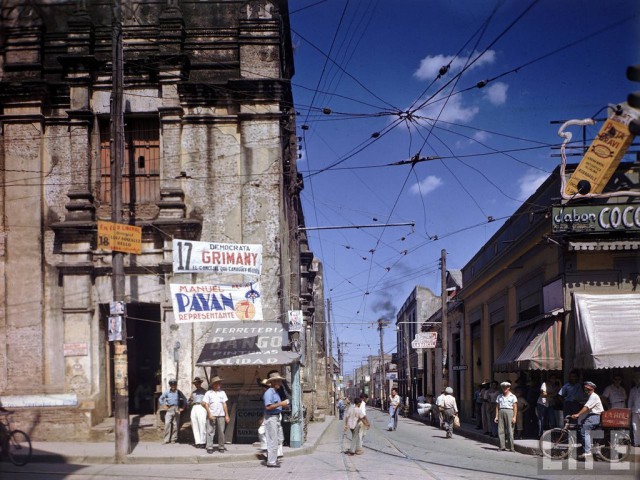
{"left": 494, "top": 317, "right": 562, "bottom": 372}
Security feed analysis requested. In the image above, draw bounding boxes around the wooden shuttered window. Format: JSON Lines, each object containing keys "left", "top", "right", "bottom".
{"left": 99, "top": 117, "right": 160, "bottom": 204}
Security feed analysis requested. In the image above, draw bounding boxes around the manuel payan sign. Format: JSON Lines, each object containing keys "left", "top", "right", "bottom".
{"left": 170, "top": 283, "right": 263, "bottom": 323}
{"left": 98, "top": 221, "right": 142, "bottom": 254}
{"left": 564, "top": 108, "right": 638, "bottom": 196}
{"left": 552, "top": 204, "right": 640, "bottom": 233}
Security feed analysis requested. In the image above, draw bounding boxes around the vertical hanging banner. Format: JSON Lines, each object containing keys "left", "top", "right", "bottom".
{"left": 172, "top": 239, "right": 262, "bottom": 276}
{"left": 170, "top": 283, "right": 263, "bottom": 323}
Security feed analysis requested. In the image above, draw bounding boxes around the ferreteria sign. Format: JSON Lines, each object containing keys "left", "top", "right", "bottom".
{"left": 552, "top": 204, "right": 640, "bottom": 233}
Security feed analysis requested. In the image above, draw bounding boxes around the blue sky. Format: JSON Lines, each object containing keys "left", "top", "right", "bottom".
{"left": 288, "top": 0, "right": 640, "bottom": 374}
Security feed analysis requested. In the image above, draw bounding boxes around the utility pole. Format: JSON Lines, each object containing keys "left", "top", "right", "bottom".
{"left": 404, "top": 320, "right": 411, "bottom": 413}
{"left": 440, "top": 249, "right": 448, "bottom": 391}
{"left": 326, "top": 298, "right": 334, "bottom": 415}
{"left": 378, "top": 318, "right": 386, "bottom": 410}
{"left": 111, "top": 0, "right": 130, "bottom": 462}
{"left": 337, "top": 338, "right": 342, "bottom": 400}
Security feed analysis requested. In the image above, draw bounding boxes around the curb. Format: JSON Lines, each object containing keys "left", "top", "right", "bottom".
{"left": 29, "top": 417, "right": 337, "bottom": 465}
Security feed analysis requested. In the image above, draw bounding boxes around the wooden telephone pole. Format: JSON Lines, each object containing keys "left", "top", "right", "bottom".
{"left": 440, "top": 249, "right": 448, "bottom": 390}
{"left": 111, "top": 0, "right": 130, "bottom": 462}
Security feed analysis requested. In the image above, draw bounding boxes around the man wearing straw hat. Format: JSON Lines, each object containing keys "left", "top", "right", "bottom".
{"left": 202, "top": 376, "right": 230, "bottom": 454}
{"left": 263, "top": 372, "right": 289, "bottom": 468}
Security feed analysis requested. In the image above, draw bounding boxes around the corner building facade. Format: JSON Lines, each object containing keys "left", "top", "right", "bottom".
{"left": 0, "top": 0, "right": 320, "bottom": 442}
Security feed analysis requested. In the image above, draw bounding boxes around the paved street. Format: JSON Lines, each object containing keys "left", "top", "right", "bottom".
{"left": 1, "top": 409, "right": 637, "bottom": 479}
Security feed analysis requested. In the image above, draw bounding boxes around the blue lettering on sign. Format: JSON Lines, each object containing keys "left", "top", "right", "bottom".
{"left": 175, "top": 293, "right": 235, "bottom": 312}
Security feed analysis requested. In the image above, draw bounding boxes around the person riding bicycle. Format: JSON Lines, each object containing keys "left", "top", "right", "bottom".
{"left": 570, "top": 381, "right": 604, "bottom": 461}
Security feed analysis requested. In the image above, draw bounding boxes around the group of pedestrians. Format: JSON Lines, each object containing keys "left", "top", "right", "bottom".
{"left": 158, "top": 375, "right": 230, "bottom": 452}
{"left": 157, "top": 371, "right": 290, "bottom": 469}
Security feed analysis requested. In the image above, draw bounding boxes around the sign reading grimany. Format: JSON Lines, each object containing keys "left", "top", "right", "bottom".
{"left": 172, "top": 239, "right": 262, "bottom": 276}
{"left": 170, "top": 283, "right": 263, "bottom": 323}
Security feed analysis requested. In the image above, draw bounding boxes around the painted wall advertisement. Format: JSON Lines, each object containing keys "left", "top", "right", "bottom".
{"left": 170, "top": 283, "right": 263, "bottom": 323}
{"left": 172, "top": 239, "right": 262, "bottom": 276}
{"left": 234, "top": 406, "right": 264, "bottom": 444}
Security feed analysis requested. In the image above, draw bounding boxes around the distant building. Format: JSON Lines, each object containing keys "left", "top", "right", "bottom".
{"left": 395, "top": 286, "right": 440, "bottom": 410}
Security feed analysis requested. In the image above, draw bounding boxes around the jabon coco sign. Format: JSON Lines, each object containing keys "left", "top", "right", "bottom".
{"left": 552, "top": 204, "right": 640, "bottom": 233}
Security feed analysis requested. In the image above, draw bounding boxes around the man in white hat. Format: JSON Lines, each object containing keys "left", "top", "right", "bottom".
{"left": 263, "top": 372, "right": 289, "bottom": 468}
{"left": 571, "top": 381, "right": 604, "bottom": 460}
{"left": 439, "top": 387, "right": 458, "bottom": 439}
{"left": 202, "top": 376, "right": 230, "bottom": 454}
{"left": 158, "top": 379, "right": 187, "bottom": 444}
{"left": 494, "top": 382, "right": 517, "bottom": 452}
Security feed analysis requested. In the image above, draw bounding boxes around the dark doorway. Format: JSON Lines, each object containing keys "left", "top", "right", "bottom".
{"left": 126, "top": 303, "right": 161, "bottom": 415}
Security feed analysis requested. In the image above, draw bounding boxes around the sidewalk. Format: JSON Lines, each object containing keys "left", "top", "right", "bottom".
{"left": 28, "top": 416, "right": 335, "bottom": 465}
{"left": 409, "top": 411, "right": 640, "bottom": 462}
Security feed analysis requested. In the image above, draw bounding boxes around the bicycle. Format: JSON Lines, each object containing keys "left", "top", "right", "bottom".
{"left": 539, "top": 413, "right": 631, "bottom": 463}
{"left": 0, "top": 409, "right": 32, "bottom": 466}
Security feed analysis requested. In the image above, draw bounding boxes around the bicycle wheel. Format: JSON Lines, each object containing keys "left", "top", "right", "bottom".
{"left": 7, "top": 430, "right": 32, "bottom": 466}
{"left": 597, "top": 431, "right": 631, "bottom": 463}
{"left": 539, "top": 428, "right": 572, "bottom": 459}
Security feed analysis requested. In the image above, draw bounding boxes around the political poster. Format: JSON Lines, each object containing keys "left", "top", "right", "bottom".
{"left": 170, "top": 283, "right": 263, "bottom": 323}
{"left": 172, "top": 239, "right": 262, "bottom": 276}
{"left": 287, "top": 310, "right": 303, "bottom": 332}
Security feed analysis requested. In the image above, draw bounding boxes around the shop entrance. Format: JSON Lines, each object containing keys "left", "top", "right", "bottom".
{"left": 126, "top": 303, "right": 161, "bottom": 415}
{"left": 103, "top": 302, "right": 161, "bottom": 416}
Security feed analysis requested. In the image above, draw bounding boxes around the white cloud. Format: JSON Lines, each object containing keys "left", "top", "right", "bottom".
{"left": 414, "top": 50, "right": 496, "bottom": 80}
{"left": 415, "top": 93, "right": 479, "bottom": 124}
{"left": 410, "top": 175, "right": 443, "bottom": 196}
{"left": 472, "top": 130, "right": 490, "bottom": 143}
{"left": 517, "top": 170, "right": 549, "bottom": 200}
{"left": 484, "top": 82, "right": 509, "bottom": 105}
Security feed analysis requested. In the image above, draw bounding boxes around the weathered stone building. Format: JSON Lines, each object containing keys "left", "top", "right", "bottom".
{"left": 0, "top": 0, "right": 324, "bottom": 443}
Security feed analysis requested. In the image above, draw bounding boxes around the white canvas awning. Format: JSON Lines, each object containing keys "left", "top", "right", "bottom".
{"left": 573, "top": 293, "right": 640, "bottom": 369}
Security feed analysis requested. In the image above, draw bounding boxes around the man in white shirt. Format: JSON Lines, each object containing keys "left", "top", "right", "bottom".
{"left": 388, "top": 389, "right": 401, "bottom": 431}
{"left": 358, "top": 393, "right": 368, "bottom": 442}
{"left": 602, "top": 375, "right": 627, "bottom": 409}
{"left": 628, "top": 372, "right": 640, "bottom": 447}
{"left": 494, "top": 382, "right": 518, "bottom": 452}
{"left": 344, "top": 397, "right": 370, "bottom": 455}
{"left": 439, "top": 387, "right": 458, "bottom": 439}
{"left": 571, "top": 381, "right": 604, "bottom": 460}
{"left": 202, "top": 376, "right": 230, "bottom": 454}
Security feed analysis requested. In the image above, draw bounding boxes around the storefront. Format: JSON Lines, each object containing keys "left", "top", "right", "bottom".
{"left": 195, "top": 321, "right": 301, "bottom": 445}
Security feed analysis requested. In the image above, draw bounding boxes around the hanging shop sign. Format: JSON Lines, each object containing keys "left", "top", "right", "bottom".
{"left": 170, "top": 283, "right": 263, "bottom": 323}
{"left": 552, "top": 204, "right": 640, "bottom": 233}
{"left": 97, "top": 220, "right": 142, "bottom": 254}
{"left": 196, "top": 321, "right": 300, "bottom": 366}
{"left": 411, "top": 332, "right": 437, "bottom": 349}
{"left": 172, "top": 239, "right": 262, "bottom": 276}
{"left": 564, "top": 111, "right": 635, "bottom": 196}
